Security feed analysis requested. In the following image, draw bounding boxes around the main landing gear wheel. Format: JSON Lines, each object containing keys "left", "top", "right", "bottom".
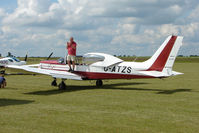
{"left": 51, "top": 78, "right": 57, "bottom": 86}
{"left": 96, "top": 79, "right": 103, "bottom": 87}
{"left": 58, "top": 81, "right": 66, "bottom": 90}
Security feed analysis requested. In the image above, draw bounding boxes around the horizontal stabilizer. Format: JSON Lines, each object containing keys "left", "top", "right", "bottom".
{"left": 138, "top": 70, "right": 183, "bottom": 78}
{"left": 171, "top": 71, "right": 184, "bottom": 76}
{"left": 138, "top": 71, "right": 169, "bottom": 77}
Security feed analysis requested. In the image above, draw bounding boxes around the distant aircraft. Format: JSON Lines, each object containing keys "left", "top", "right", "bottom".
{"left": 7, "top": 35, "right": 183, "bottom": 89}
{"left": 0, "top": 56, "right": 27, "bottom": 68}
{"left": 0, "top": 52, "right": 53, "bottom": 68}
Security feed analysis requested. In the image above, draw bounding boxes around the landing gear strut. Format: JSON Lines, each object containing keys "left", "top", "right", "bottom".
{"left": 58, "top": 80, "right": 66, "bottom": 90}
{"left": 96, "top": 79, "right": 103, "bottom": 87}
{"left": 51, "top": 78, "right": 57, "bottom": 86}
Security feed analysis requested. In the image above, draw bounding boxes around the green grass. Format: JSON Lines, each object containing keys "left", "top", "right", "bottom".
{"left": 0, "top": 58, "right": 199, "bottom": 133}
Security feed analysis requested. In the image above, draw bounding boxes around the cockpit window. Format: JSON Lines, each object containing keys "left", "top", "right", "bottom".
{"left": 12, "top": 57, "right": 20, "bottom": 62}
{"left": 8, "top": 59, "right": 14, "bottom": 62}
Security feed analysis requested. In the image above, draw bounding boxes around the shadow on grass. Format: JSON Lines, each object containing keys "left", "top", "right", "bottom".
{"left": 24, "top": 82, "right": 192, "bottom": 96}
{"left": 157, "top": 89, "right": 192, "bottom": 94}
{"left": 25, "top": 82, "right": 148, "bottom": 95}
{"left": 0, "top": 87, "right": 18, "bottom": 90}
{"left": 0, "top": 98, "right": 34, "bottom": 107}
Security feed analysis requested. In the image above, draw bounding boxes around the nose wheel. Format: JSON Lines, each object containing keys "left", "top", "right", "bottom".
{"left": 96, "top": 80, "right": 103, "bottom": 87}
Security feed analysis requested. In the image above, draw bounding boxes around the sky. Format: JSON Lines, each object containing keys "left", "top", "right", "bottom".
{"left": 0, "top": 0, "right": 199, "bottom": 57}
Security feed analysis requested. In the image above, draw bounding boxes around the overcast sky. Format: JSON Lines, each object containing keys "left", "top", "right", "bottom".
{"left": 0, "top": 0, "right": 199, "bottom": 57}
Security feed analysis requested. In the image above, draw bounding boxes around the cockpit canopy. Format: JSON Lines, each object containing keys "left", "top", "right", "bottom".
{"left": 57, "top": 53, "right": 123, "bottom": 67}
{"left": 11, "top": 57, "right": 20, "bottom": 62}
{"left": 82, "top": 54, "right": 105, "bottom": 65}
{"left": 4, "top": 57, "right": 20, "bottom": 63}
{"left": 57, "top": 54, "right": 105, "bottom": 65}
{"left": 83, "top": 53, "right": 123, "bottom": 67}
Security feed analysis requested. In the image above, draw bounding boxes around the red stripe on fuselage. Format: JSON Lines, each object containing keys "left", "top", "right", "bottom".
{"left": 147, "top": 36, "right": 177, "bottom": 71}
{"left": 75, "top": 71, "right": 154, "bottom": 80}
{"left": 39, "top": 67, "right": 154, "bottom": 79}
{"left": 40, "top": 60, "right": 65, "bottom": 65}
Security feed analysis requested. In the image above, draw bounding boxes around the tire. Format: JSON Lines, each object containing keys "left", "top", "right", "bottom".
{"left": 51, "top": 80, "right": 57, "bottom": 86}
{"left": 58, "top": 81, "right": 66, "bottom": 90}
{"left": 96, "top": 80, "right": 103, "bottom": 87}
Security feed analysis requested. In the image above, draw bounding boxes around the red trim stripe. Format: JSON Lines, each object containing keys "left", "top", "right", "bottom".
{"left": 147, "top": 36, "right": 177, "bottom": 71}
{"left": 40, "top": 60, "right": 65, "bottom": 65}
{"left": 39, "top": 67, "right": 154, "bottom": 79}
{"left": 75, "top": 71, "right": 154, "bottom": 80}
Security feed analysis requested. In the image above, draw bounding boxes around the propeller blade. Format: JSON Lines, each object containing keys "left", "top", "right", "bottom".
{"left": 24, "top": 54, "right": 28, "bottom": 61}
{"left": 47, "top": 52, "right": 53, "bottom": 60}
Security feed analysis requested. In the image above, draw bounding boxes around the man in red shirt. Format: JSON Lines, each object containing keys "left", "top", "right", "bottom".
{"left": 66, "top": 37, "right": 77, "bottom": 72}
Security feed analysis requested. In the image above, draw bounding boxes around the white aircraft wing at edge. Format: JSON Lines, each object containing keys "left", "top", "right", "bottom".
{"left": 7, "top": 65, "right": 82, "bottom": 80}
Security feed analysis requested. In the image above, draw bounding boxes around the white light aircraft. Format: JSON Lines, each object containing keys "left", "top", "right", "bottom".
{"left": 0, "top": 56, "right": 27, "bottom": 68}
{"left": 7, "top": 35, "right": 183, "bottom": 89}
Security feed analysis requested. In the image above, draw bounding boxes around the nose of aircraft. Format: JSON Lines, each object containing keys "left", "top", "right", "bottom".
{"left": 21, "top": 61, "right": 26, "bottom": 65}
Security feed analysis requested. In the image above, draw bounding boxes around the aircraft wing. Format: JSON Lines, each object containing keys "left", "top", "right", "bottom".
{"left": 7, "top": 65, "right": 82, "bottom": 80}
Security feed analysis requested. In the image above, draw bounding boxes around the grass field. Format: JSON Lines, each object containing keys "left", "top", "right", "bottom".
{"left": 0, "top": 58, "right": 199, "bottom": 133}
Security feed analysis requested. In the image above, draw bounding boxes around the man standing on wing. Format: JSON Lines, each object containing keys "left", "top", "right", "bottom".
{"left": 66, "top": 37, "right": 77, "bottom": 72}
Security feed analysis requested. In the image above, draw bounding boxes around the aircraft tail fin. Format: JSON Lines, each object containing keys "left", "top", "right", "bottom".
{"left": 145, "top": 35, "right": 183, "bottom": 74}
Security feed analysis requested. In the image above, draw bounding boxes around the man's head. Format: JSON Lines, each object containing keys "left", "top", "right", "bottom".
{"left": 70, "top": 37, "right": 74, "bottom": 42}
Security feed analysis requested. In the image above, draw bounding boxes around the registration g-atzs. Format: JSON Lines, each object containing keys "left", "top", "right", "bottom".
{"left": 104, "top": 66, "right": 133, "bottom": 73}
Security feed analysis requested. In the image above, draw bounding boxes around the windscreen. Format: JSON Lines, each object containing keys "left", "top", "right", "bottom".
{"left": 12, "top": 57, "right": 20, "bottom": 62}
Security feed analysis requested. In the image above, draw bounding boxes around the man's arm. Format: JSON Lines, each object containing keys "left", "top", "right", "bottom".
{"left": 71, "top": 43, "right": 76, "bottom": 49}
{"left": 72, "top": 45, "right": 76, "bottom": 49}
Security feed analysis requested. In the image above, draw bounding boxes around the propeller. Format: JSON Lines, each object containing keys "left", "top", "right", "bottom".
{"left": 47, "top": 52, "right": 53, "bottom": 60}
{"left": 24, "top": 54, "right": 28, "bottom": 62}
